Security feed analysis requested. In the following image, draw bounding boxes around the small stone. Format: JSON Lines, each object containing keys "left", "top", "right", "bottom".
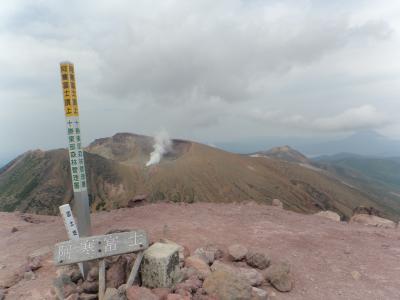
{"left": 82, "top": 281, "right": 99, "bottom": 293}
{"left": 126, "top": 286, "right": 158, "bottom": 300}
{"left": 351, "top": 271, "right": 361, "bottom": 281}
{"left": 166, "top": 294, "right": 190, "bottom": 300}
{"left": 315, "top": 211, "right": 341, "bottom": 222}
{"left": 271, "top": 199, "right": 283, "bottom": 208}
{"left": 251, "top": 287, "right": 268, "bottom": 300}
{"left": 152, "top": 287, "right": 170, "bottom": 300}
{"left": 203, "top": 269, "right": 252, "bottom": 300}
{"left": 181, "top": 267, "right": 201, "bottom": 281}
{"left": 27, "top": 255, "right": 42, "bottom": 271}
{"left": 104, "top": 287, "right": 119, "bottom": 300}
{"left": 184, "top": 256, "right": 211, "bottom": 280}
{"left": 246, "top": 252, "right": 270, "bottom": 270}
{"left": 79, "top": 294, "right": 98, "bottom": 300}
{"left": 194, "top": 245, "right": 224, "bottom": 265}
{"left": 174, "top": 277, "right": 202, "bottom": 293}
{"left": 228, "top": 244, "right": 248, "bottom": 261}
{"left": 210, "top": 261, "right": 235, "bottom": 273}
{"left": 239, "top": 268, "right": 263, "bottom": 286}
{"left": 23, "top": 271, "right": 35, "bottom": 281}
{"left": 264, "top": 262, "right": 293, "bottom": 292}
{"left": 11, "top": 227, "right": 18, "bottom": 233}
{"left": 87, "top": 266, "right": 99, "bottom": 282}
{"left": 107, "top": 256, "right": 127, "bottom": 288}
{"left": 65, "top": 293, "right": 79, "bottom": 300}
{"left": 142, "top": 242, "right": 181, "bottom": 288}
{"left": 53, "top": 274, "right": 78, "bottom": 299}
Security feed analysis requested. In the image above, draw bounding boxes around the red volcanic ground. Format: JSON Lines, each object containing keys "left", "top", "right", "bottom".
{"left": 1, "top": 202, "right": 399, "bottom": 299}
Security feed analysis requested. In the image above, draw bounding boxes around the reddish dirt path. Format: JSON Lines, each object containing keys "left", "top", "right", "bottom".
{"left": 1, "top": 202, "right": 400, "bottom": 299}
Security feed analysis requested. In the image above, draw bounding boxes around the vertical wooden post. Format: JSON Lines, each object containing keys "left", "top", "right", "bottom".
{"left": 126, "top": 251, "right": 145, "bottom": 287}
{"left": 98, "top": 259, "right": 106, "bottom": 300}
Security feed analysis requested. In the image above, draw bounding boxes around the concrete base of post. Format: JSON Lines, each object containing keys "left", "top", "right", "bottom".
{"left": 141, "top": 242, "right": 181, "bottom": 289}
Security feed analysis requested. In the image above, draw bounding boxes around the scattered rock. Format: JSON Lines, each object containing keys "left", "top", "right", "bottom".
{"left": 246, "top": 251, "right": 270, "bottom": 270}
{"left": 23, "top": 270, "right": 35, "bottom": 281}
{"left": 79, "top": 293, "right": 98, "bottom": 300}
{"left": 315, "top": 211, "right": 341, "bottom": 222}
{"left": 203, "top": 269, "right": 252, "bottom": 300}
{"left": 11, "top": 227, "right": 18, "bottom": 233}
{"left": 184, "top": 256, "right": 211, "bottom": 280}
{"left": 104, "top": 287, "right": 119, "bottom": 300}
{"left": 264, "top": 262, "right": 293, "bottom": 292}
{"left": 27, "top": 255, "right": 43, "bottom": 271}
{"left": 53, "top": 274, "right": 78, "bottom": 299}
{"left": 228, "top": 244, "right": 248, "bottom": 261}
{"left": 87, "top": 265, "right": 99, "bottom": 282}
{"left": 141, "top": 242, "right": 181, "bottom": 288}
{"left": 0, "top": 289, "right": 5, "bottom": 300}
{"left": 271, "top": 199, "right": 283, "bottom": 208}
{"left": 128, "top": 194, "right": 147, "bottom": 207}
{"left": 81, "top": 280, "right": 99, "bottom": 293}
{"left": 181, "top": 267, "right": 202, "bottom": 281}
{"left": 210, "top": 261, "right": 235, "bottom": 273}
{"left": 194, "top": 245, "right": 223, "bottom": 265}
{"left": 251, "top": 287, "right": 268, "bottom": 300}
{"left": 239, "top": 268, "right": 264, "bottom": 286}
{"left": 126, "top": 286, "right": 158, "bottom": 300}
{"left": 166, "top": 293, "right": 191, "bottom": 300}
{"left": 65, "top": 293, "right": 79, "bottom": 300}
{"left": 174, "top": 277, "right": 202, "bottom": 294}
{"left": 107, "top": 256, "right": 127, "bottom": 288}
{"left": 152, "top": 287, "right": 170, "bottom": 300}
{"left": 351, "top": 271, "right": 361, "bottom": 281}
{"left": 350, "top": 214, "right": 396, "bottom": 229}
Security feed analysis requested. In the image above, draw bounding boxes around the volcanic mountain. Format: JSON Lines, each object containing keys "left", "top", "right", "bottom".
{"left": 1, "top": 133, "right": 400, "bottom": 221}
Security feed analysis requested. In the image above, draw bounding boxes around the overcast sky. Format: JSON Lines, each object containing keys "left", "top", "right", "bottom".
{"left": 1, "top": 0, "right": 400, "bottom": 162}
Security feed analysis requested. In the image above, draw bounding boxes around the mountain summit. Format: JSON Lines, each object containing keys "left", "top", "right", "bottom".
{"left": 1, "top": 132, "right": 400, "bottom": 220}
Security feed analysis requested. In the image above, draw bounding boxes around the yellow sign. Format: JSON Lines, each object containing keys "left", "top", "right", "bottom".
{"left": 60, "top": 62, "right": 79, "bottom": 117}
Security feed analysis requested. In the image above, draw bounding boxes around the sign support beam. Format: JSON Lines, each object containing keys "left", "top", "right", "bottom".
{"left": 59, "top": 61, "right": 92, "bottom": 275}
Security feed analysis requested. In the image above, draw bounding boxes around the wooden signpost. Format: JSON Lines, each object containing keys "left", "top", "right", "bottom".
{"left": 54, "top": 229, "right": 149, "bottom": 299}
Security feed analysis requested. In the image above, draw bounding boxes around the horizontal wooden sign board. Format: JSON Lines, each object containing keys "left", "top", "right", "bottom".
{"left": 54, "top": 230, "right": 148, "bottom": 266}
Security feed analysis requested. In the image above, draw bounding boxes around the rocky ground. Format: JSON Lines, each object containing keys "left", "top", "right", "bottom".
{"left": 1, "top": 202, "right": 400, "bottom": 299}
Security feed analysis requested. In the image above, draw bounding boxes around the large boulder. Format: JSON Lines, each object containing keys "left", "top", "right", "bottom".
{"left": 314, "top": 211, "right": 341, "bottom": 222}
{"left": 350, "top": 214, "right": 397, "bottom": 229}
{"left": 228, "top": 244, "right": 248, "bottom": 261}
{"left": 264, "top": 262, "right": 293, "bottom": 292}
{"left": 141, "top": 242, "right": 181, "bottom": 289}
{"left": 203, "top": 269, "right": 252, "bottom": 300}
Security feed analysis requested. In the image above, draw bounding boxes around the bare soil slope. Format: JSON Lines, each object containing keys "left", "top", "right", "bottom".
{"left": 2, "top": 133, "right": 400, "bottom": 220}
{"left": 1, "top": 203, "right": 399, "bottom": 299}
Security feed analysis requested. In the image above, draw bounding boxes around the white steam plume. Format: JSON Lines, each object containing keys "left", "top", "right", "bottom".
{"left": 146, "top": 130, "right": 172, "bottom": 167}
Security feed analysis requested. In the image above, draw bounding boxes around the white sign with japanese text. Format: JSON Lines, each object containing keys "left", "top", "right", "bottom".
{"left": 54, "top": 230, "right": 148, "bottom": 266}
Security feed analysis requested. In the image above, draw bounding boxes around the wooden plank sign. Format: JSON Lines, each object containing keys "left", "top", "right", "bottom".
{"left": 54, "top": 230, "right": 148, "bottom": 266}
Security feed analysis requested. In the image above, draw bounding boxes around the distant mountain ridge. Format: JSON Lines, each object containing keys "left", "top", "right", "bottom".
{"left": 2, "top": 132, "right": 399, "bottom": 221}
{"left": 217, "top": 130, "right": 400, "bottom": 157}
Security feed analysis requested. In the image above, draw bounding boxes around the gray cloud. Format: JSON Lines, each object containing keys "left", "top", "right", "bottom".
{"left": 1, "top": 0, "right": 400, "bottom": 162}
